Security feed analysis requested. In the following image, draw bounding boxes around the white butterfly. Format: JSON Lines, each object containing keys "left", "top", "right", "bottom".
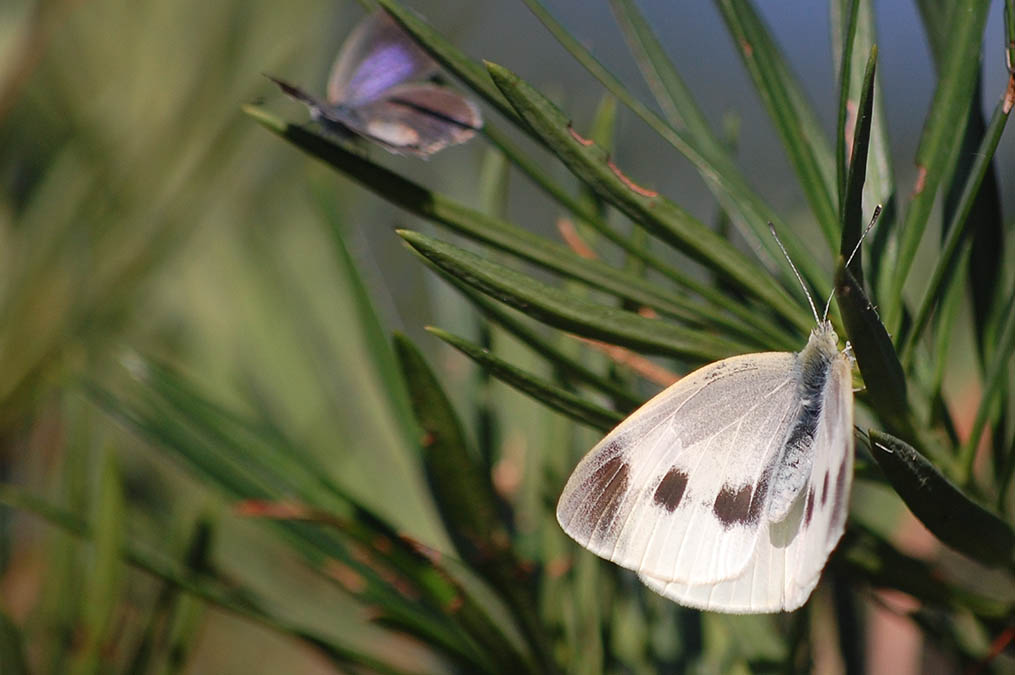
{"left": 556, "top": 225, "right": 868, "bottom": 614}
{"left": 269, "top": 10, "right": 482, "bottom": 157}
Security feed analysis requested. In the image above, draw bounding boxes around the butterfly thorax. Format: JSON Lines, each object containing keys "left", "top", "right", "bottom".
{"left": 768, "top": 321, "right": 842, "bottom": 522}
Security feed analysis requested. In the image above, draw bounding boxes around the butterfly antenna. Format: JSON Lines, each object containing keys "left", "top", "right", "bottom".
{"left": 769, "top": 223, "right": 820, "bottom": 325}
{"left": 821, "top": 204, "right": 883, "bottom": 320}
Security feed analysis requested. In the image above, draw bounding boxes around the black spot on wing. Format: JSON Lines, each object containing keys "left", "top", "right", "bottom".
{"left": 820, "top": 471, "right": 829, "bottom": 507}
{"left": 713, "top": 484, "right": 754, "bottom": 528}
{"left": 653, "top": 468, "right": 689, "bottom": 512}
{"left": 587, "top": 453, "right": 630, "bottom": 536}
{"left": 804, "top": 486, "right": 815, "bottom": 526}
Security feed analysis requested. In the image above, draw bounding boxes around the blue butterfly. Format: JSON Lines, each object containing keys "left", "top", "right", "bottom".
{"left": 269, "top": 11, "right": 482, "bottom": 157}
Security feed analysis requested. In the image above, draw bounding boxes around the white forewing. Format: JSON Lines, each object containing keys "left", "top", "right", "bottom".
{"left": 557, "top": 351, "right": 800, "bottom": 586}
{"left": 557, "top": 324, "right": 855, "bottom": 613}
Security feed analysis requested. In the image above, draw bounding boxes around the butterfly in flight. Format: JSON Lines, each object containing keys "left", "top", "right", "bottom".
{"left": 268, "top": 10, "right": 482, "bottom": 157}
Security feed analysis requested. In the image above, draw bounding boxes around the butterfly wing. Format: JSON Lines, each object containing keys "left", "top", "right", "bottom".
{"left": 639, "top": 348, "right": 854, "bottom": 612}
{"left": 267, "top": 76, "right": 341, "bottom": 127}
{"left": 557, "top": 352, "right": 802, "bottom": 587}
{"left": 781, "top": 347, "right": 854, "bottom": 603}
{"left": 327, "top": 10, "right": 439, "bottom": 106}
{"left": 332, "top": 83, "right": 481, "bottom": 156}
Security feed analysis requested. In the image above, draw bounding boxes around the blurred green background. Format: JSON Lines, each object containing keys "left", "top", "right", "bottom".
{"left": 1, "top": 0, "right": 1013, "bottom": 672}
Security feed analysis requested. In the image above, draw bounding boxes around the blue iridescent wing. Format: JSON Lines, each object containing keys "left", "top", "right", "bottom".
{"left": 327, "top": 11, "right": 438, "bottom": 106}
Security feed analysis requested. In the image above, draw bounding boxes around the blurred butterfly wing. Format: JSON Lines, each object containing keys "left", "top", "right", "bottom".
{"left": 557, "top": 352, "right": 801, "bottom": 586}
{"left": 328, "top": 10, "right": 438, "bottom": 106}
{"left": 268, "top": 76, "right": 348, "bottom": 132}
{"left": 335, "top": 83, "right": 482, "bottom": 156}
{"left": 268, "top": 76, "right": 323, "bottom": 109}
{"left": 639, "top": 349, "right": 854, "bottom": 612}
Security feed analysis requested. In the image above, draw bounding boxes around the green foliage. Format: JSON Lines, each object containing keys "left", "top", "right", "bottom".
{"left": 1, "top": 0, "right": 1013, "bottom": 673}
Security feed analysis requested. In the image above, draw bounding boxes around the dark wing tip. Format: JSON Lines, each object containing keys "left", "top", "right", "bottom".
{"left": 263, "top": 74, "right": 317, "bottom": 106}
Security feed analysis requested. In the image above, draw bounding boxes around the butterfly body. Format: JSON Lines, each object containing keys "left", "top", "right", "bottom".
{"left": 270, "top": 11, "right": 481, "bottom": 157}
{"left": 557, "top": 321, "right": 854, "bottom": 613}
{"left": 768, "top": 323, "right": 839, "bottom": 522}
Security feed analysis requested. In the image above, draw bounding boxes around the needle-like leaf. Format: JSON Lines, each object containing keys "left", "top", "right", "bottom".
{"left": 869, "top": 430, "right": 1015, "bottom": 568}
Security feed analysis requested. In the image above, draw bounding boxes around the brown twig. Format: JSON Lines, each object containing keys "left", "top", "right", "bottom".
{"left": 575, "top": 336, "right": 678, "bottom": 387}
